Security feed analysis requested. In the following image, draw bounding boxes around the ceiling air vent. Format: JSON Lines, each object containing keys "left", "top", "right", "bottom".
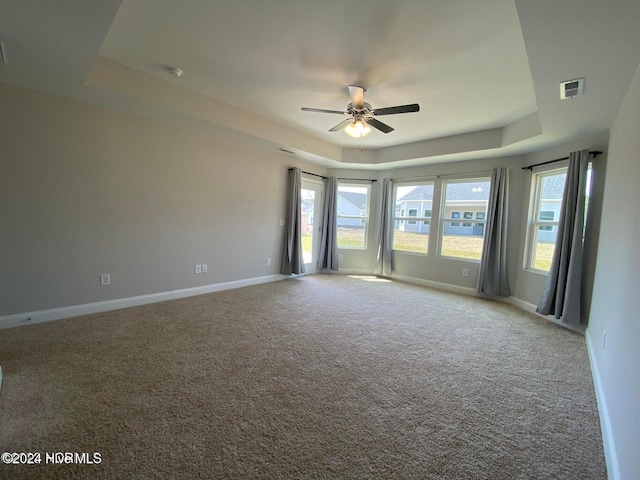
{"left": 560, "top": 78, "right": 584, "bottom": 99}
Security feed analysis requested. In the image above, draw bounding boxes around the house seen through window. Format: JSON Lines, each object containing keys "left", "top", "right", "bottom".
{"left": 439, "top": 179, "right": 491, "bottom": 261}
{"left": 392, "top": 182, "right": 434, "bottom": 255}
{"left": 525, "top": 165, "right": 592, "bottom": 272}
{"left": 337, "top": 183, "right": 370, "bottom": 249}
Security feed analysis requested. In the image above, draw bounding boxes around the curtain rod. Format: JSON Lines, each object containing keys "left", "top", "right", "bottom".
{"left": 289, "top": 168, "right": 377, "bottom": 182}
{"left": 392, "top": 170, "right": 491, "bottom": 183}
{"left": 522, "top": 151, "right": 602, "bottom": 171}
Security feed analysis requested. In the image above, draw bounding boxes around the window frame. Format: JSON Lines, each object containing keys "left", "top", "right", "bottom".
{"left": 392, "top": 181, "right": 435, "bottom": 256}
{"left": 538, "top": 211, "right": 556, "bottom": 231}
{"left": 336, "top": 182, "right": 371, "bottom": 250}
{"left": 423, "top": 209, "right": 432, "bottom": 225}
{"left": 438, "top": 177, "right": 491, "bottom": 262}
{"left": 524, "top": 167, "right": 566, "bottom": 274}
{"left": 407, "top": 208, "right": 418, "bottom": 224}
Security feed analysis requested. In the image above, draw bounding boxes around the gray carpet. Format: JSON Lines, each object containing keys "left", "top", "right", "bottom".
{"left": 0, "top": 275, "right": 606, "bottom": 479}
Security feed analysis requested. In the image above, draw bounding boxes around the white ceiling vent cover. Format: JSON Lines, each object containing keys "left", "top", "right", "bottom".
{"left": 560, "top": 78, "right": 584, "bottom": 99}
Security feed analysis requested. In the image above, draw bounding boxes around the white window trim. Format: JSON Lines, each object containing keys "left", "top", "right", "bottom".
{"left": 438, "top": 178, "right": 490, "bottom": 262}
{"left": 524, "top": 167, "right": 566, "bottom": 274}
{"left": 392, "top": 181, "right": 434, "bottom": 256}
{"left": 337, "top": 182, "right": 371, "bottom": 250}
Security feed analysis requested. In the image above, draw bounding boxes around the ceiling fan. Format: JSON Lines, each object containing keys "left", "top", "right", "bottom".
{"left": 301, "top": 85, "right": 420, "bottom": 138}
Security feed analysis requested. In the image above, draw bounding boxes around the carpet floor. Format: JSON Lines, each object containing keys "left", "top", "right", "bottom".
{"left": 0, "top": 275, "right": 606, "bottom": 479}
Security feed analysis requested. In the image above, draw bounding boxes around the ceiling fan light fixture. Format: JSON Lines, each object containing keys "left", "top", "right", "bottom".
{"left": 344, "top": 119, "right": 371, "bottom": 138}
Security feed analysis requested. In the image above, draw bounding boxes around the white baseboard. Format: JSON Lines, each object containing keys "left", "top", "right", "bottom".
{"left": 388, "top": 273, "right": 478, "bottom": 297}
{"left": 0, "top": 274, "right": 286, "bottom": 330}
{"left": 387, "top": 273, "right": 586, "bottom": 334}
{"left": 508, "top": 297, "right": 586, "bottom": 334}
{"left": 585, "top": 330, "right": 620, "bottom": 480}
{"left": 337, "top": 268, "right": 377, "bottom": 275}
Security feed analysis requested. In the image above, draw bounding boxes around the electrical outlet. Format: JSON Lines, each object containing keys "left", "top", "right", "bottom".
{"left": 267, "top": 258, "right": 272, "bottom": 266}
{"left": 195, "top": 265, "right": 202, "bottom": 274}
{"left": 280, "top": 219, "right": 285, "bottom": 226}
{"left": 100, "top": 274, "right": 110, "bottom": 286}
{"left": 339, "top": 254, "right": 343, "bottom": 261}
{"left": 462, "top": 269, "right": 469, "bottom": 277}
{"left": 202, "top": 264, "right": 208, "bottom": 273}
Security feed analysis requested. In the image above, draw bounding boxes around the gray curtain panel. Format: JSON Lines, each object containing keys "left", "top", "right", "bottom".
{"left": 477, "top": 167, "right": 511, "bottom": 296}
{"left": 536, "top": 149, "right": 589, "bottom": 325}
{"left": 317, "top": 176, "right": 339, "bottom": 271}
{"left": 374, "top": 178, "right": 394, "bottom": 276}
{"left": 280, "top": 168, "right": 305, "bottom": 275}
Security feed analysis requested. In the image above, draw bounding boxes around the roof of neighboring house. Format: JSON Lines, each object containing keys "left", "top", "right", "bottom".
{"left": 338, "top": 191, "right": 367, "bottom": 210}
{"left": 397, "top": 175, "right": 567, "bottom": 203}
{"left": 445, "top": 182, "right": 490, "bottom": 201}
{"left": 540, "top": 173, "right": 566, "bottom": 199}
{"left": 398, "top": 184, "right": 434, "bottom": 202}
{"left": 399, "top": 182, "right": 491, "bottom": 202}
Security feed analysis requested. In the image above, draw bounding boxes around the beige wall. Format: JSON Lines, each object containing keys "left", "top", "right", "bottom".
{"left": 331, "top": 157, "right": 528, "bottom": 291}
{"left": 0, "top": 82, "right": 324, "bottom": 316}
{"left": 2, "top": 62, "right": 637, "bottom": 478}
{"left": 326, "top": 168, "right": 382, "bottom": 273}
{"left": 1, "top": 80, "right": 610, "bottom": 319}
{"left": 331, "top": 136, "right": 608, "bottom": 320}
{"left": 586, "top": 63, "right": 640, "bottom": 480}
{"left": 512, "top": 134, "right": 609, "bottom": 307}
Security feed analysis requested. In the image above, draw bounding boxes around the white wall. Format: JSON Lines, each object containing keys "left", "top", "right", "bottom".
{"left": 0, "top": 82, "right": 325, "bottom": 317}
{"left": 586, "top": 63, "right": 640, "bottom": 480}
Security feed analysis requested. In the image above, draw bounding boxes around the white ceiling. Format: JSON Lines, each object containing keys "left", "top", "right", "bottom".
{"left": 1, "top": 0, "right": 640, "bottom": 169}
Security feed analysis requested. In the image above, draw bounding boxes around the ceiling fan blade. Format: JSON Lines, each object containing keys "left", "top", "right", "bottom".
{"left": 366, "top": 117, "right": 394, "bottom": 134}
{"left": 348, "top": 85, "right": 365, "bottom": 109}
{"left": 301, "top": 107, "right": 347, "bottom": 114}
{"left": 373, "top": 103, "right": 420, "bottom": 116}
{"left": 329, "top": 118, "right": 354, "bottom": 132}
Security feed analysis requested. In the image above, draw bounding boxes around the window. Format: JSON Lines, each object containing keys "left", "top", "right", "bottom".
{"left": 337, "top": 183, "right": 371, "bottom": 249}
{"left": 526, "top": 169, "right": 565, "bottom": 272}
{"left": 451, "top": 211, "right": 461, "bottom": 227}
{"left": 392, "top": 182, "right": 434, "bottom": 255}
{"left": 538, "top": 211, "right": 555, "bottom": 231}
{"left": 525, "top": 166, "right": 592, "bottom": 272}
{"left": 439, "top": 178, "right": 491, "bottom": 260}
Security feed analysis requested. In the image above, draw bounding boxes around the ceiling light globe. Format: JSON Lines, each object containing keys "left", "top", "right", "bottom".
{"left": 345, "top": 119, "right": 371, "bottom": 138}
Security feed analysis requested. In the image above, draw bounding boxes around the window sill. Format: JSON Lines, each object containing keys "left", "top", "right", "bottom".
{"left": 523, "top": 267, "right": 549, "bottom": 277}
{"left": 439, "top": 255, "right": 481, "bottom": 263}
{"left": 392, "top": 250, "right": 429, "bottom": 257}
